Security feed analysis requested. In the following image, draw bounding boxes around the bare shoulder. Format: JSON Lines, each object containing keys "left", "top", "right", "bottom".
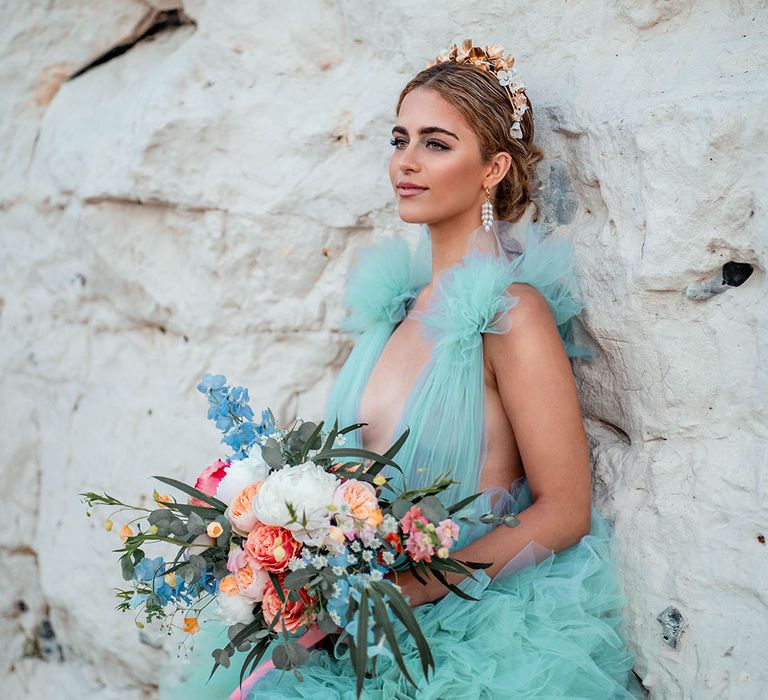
{"left": 484, "top": 282, "right": 562, "bottom": 369}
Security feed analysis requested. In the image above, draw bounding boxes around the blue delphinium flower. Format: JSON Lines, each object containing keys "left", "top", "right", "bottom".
{"left": 197, "top": 373, "right": 227, "bottom": 394}
{"left": 133, "top": 556, "right": 165, "bottom": 583}
{"left": 228, "top": 386, "right": 254, "bottom": 421}
{"left": 223, "top": 421, "right": 257, "bottom": 457}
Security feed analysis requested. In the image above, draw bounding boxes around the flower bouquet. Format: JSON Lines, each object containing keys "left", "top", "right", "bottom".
{"left": 81, "top": 373, "right": 519, "bottom": 698}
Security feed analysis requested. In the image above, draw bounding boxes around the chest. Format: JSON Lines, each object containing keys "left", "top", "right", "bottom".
{"left": 358, "top": 316, "right": 432, "bottom": 456}
{"left": 357, "top": 314, "right": 505, "bottom": 457}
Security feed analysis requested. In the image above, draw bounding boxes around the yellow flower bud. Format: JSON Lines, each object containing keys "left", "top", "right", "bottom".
{"left": 104, "top": 519, "right": 113, "bottom": 532}
{"left": 135, "top": 621, "right": 145, "bottom": 629}
{"left": 373, "top": 474, "right": 387, "bottom": 487}
{"left": 148, "top": 524, "right": 158, "bottom": 535}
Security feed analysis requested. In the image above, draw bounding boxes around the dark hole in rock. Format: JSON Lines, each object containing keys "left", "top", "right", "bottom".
{"left": 722, "top": 261, "right": 753, "bottom": 287}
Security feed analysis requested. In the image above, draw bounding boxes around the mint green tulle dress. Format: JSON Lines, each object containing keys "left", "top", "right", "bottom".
{"left": 159, "top": 220, "right": 644, "bottom": 699}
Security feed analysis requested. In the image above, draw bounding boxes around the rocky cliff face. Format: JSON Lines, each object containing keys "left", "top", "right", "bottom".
{"left": 1, "top": 1, "right": 766, "bottom": 698}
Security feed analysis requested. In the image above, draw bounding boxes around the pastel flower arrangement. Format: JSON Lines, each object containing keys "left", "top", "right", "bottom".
{"left": 82, "top": 373, "right": 518, "bottom": 698}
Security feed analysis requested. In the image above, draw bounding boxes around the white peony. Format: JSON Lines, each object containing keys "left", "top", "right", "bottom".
{"left": 213, "top": 591, "right": 256, "bottom": 625}
{"left": 216, "top": 451, "right": 270, "bottom": 505}
{"left": 251, "top": 461, "right": 339, "bottom": 538}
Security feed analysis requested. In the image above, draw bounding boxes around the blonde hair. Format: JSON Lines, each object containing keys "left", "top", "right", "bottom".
{"left": 396, "top": 62, "right": 544, "bottom": 223}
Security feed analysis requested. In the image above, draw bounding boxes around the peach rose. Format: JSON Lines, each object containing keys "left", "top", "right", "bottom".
{"left": 261, "top": 577, "right": 315, "bottom": 633}
{"left": 333, "top": 479, "right": 378, "bottom": 522}
{"left": 244, "top": 524, "right": 300, "bottom": 573}
{"left": 235, "top": 562, "right": 269, "bottom": 602}
{"left": 227, "top": 482, "right": 262, "bottom": 536}
{"left": 219, "top": 575, "right": 239, "bottom": 595}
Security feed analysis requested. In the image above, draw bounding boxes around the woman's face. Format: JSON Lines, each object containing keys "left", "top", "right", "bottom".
{"left": 388, "top": 87, "right": 488, "bottom": 226}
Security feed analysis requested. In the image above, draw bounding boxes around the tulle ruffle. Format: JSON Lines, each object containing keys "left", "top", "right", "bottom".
{"left": 159, "top": 479, "right": 643, "bottom": 700}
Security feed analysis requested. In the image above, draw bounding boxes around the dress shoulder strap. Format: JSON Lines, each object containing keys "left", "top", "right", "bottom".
{"left": 413, "top": 223, "right": 593, "bottom": 360}
{"left": 340, "top": 235, "right": 429, "bottom": 335}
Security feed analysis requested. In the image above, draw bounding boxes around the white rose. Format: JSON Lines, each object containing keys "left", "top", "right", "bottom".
{"left": 216, "top": 451, "right": 270, "bottom": 505}
{"left": 252, "top": 461, "right": 339, "bottom": 538}
{"left": 213, "top": 591, "right": 255, "bottom": 625}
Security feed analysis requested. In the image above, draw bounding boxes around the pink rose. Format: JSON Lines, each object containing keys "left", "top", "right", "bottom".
{"left": 190, "top": 458, "right": 230, "bottom": 507}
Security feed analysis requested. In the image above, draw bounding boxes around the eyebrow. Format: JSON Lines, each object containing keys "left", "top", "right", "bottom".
{"left": 391, "top": 125, "right": 460, "bottom": 140}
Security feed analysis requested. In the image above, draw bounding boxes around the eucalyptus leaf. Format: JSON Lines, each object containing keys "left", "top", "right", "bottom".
{"left": 418, "top": 495, "right": 448, "bottom": 522}
{"left": 391, "top": 499, "right": 411, "bottom": 520}
{"left": 186, "top": 511, "right": 206, "bottom": 536}
{"left": 261, "top": 439, "right": 283, "bottom": 469}
{"left": 120, "top": 555, "right": 134, "bottom": 581}
{"left": 212, "top": 647, "right": 231, "bottom": 669}
{"left": 271, "top": 644, "right": 291, "bottom": 670}
{"left": 227, "top": 623, "right": 248, "bottom": 642}
{"left": 168, "top": 518, "right": 187, "bottom": 537}
{"left": 148, "top": 509, "right": 173, "bottom": 525}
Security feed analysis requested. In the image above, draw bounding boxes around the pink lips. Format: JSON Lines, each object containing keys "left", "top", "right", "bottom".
{"left": 396, "top": 181, "right": 428, "bottom": 197}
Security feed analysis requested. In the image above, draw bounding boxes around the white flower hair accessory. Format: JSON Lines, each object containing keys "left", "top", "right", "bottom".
{"left": 426, "top": 39, "right": 529, "bottom": 140}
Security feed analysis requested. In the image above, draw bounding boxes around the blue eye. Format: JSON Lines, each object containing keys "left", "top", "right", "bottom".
{"left": 390, "top": 137, "right": 448, "bottom": 151}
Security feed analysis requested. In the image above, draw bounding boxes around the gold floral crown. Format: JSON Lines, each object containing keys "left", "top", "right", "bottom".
{"left": 426, "top": 39, "right": 529, "bottom": 140}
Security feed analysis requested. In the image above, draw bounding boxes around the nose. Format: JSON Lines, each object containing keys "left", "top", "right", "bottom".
{"left": 396, "top": 141, "right": 421, "bottom": 174}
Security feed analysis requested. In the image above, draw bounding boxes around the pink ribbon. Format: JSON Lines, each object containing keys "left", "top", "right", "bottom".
{"left": 228, "top": 626, "right": 327, "bottom": 700}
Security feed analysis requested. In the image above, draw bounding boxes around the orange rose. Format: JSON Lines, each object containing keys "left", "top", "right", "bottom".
{"left": 261, "top": 577, "right": 315, "bottom": 633}
{"left": 244, "top": 524, "right": 300, "bottom": 573}
{"left": 227, "top": 482, "right": 262, "bottom": 535}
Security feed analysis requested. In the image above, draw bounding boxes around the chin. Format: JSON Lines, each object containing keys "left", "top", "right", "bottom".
{"left": 396, "top": 202, "right": 433, "bottom": 225}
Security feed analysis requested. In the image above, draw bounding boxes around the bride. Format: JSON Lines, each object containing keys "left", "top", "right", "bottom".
{"left": 160, "top": 40, "right": 644, "bottom": 699}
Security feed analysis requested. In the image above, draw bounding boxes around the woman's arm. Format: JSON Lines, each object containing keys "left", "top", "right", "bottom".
{"left": 393, "top": 282, "right": 592, "bottom": 607}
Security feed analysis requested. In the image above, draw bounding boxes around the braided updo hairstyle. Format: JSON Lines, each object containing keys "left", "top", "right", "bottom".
{"left": 395, "top": 61, "right": 544, "bottom": 224}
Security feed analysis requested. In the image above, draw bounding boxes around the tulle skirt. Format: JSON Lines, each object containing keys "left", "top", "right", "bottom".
{"left": 159, "top": 479, "right": 644, "bottom": 700}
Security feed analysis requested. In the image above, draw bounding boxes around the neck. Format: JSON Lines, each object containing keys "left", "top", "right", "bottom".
{"left": 427, "top": 209, "right": 484, "bottom": 282}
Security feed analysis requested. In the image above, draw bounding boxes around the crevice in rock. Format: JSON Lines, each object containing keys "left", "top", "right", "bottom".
{"left": 67, "top": 8, "right": 197, "bottom": 82}
{"left": 589, "top": 416, "right": 632, "bottom": 445}
{"left": 82, "top": 194, "right": 224, "bottom": 216}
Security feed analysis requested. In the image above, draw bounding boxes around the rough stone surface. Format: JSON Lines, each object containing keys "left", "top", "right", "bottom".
{"left": 1, "top": 2, "right": 766, "bottom": 698}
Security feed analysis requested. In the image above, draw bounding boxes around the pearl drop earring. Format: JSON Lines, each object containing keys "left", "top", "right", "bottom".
{"left": 482, "top": 187, "right": 494, "bottom": 232}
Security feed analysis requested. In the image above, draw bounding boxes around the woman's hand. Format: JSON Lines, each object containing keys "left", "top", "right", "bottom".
{"left": 384, "top": 569, "right": 439, "bottom": 608}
